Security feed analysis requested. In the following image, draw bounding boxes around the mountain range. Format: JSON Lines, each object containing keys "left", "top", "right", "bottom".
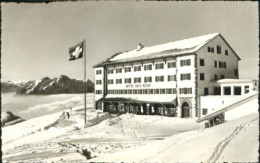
{"left": 1, "top": 75, "right": 94, "bottom": 95}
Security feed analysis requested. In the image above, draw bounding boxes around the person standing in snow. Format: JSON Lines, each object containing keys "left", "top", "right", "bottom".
{"left": 67, "top": 112, "right": 70, "bottom": 119}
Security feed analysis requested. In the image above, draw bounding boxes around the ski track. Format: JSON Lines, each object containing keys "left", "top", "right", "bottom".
{"left": 206, "top": 116, "right": 259, "bottom": 162}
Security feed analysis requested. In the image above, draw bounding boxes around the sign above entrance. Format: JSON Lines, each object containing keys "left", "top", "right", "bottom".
{"left": 126, "top": 84, "right": 151, "bottom": 88}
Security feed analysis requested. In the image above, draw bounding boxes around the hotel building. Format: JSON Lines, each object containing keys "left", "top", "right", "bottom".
{"left": 93, "top": 33, "right": 241, "bottom": 118}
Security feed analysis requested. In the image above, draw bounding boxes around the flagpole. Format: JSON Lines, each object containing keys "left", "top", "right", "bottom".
{"left": 83, "top": 39, "right": 87, "bottom": 127}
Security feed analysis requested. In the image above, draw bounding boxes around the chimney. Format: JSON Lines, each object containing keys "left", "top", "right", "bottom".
{"left": 137, "top": 43, "right": 144, "bottom": 51}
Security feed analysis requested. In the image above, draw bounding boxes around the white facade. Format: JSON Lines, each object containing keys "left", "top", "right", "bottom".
{"left": 93, "top": 33, "right": 241, "bottom": 118}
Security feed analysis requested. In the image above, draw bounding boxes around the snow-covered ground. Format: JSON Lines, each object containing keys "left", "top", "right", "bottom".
{"left": 2, "top": 97, "right": 258, "bottom": 162}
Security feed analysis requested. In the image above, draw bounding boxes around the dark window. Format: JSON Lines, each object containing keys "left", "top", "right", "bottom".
{"left": 134, "top": 77, "right": 141, "bottom": 83}
{"left": 134, "top": 65, "right": 141, "bottom": 72}
{"left": 168, "top": 75, "right": 176, "bottom": 81}
{"left": 200, "top": 73, "right": 205, "bottom": 80}
{"left": 133, "top": 89, "right": 138, "bottom": 94}
{"left": 245, "top": 85, "right": 249, "bottom": 94}
{"left": 124, "top": 67, "right": 131, "bottom": 72}
{"left": 202, "top": 109, "right": 208, "bottom": 115}
{"left": 221, "top": 74, "right": 225, "bottom": 79}
{"left": 219, "top": 61, "right": 222, "bottom": 68}
{"left": 155, "top": 76, "right": 164, "bottom": 82}
{"left": 155, "top": 63, "right": 164, "bottom": 69}
{"left": 125, "top": 78, "right": 131, "bottom": 84}
{"left": 96, "top": 80, "right": 102, "bottom": 85}
{"left": 167, "top": 62, "right": 176, "bottom": 68}
{"left": 234, "top": 69, "right": 238, "bottom": 76}
{"left": 143, "top": 89, "right": 148, "bottom": 94}
{"left": 95, "top": 90, "right": 102, "bottom": 94}
{"left": 144, "top": 64, "right": 152, "bottom": 71}
{"left": 223, "top": 62, "right": 226, "bottom": 68}
{"left": 181, "top": 73, "right": 191, "bottom": 80}
{"left": 208, "top": 47, "right": 210, "bottom": 52}
{"left": 108, "top": 79, "right": 113, "bottom": 84}
{"left": 116, "top": 68, "right": 122, "bottom": 73}
{"left": 96, "top": 70, "right": 102, "bottom": 75}
{"left": 138, "top": 89, "right": 143, "bottom": 94}
{"left": 116, "top": 79, "right": 122, "bottom": 84}
{"left": 200, "top": 59, "right": 205, "bottom": 66}
{"left": 208, "top": 47, "right": 214, "bottom": 53}
{"left": 144, "top": 77, "right": 152, "bottom": 83}
{"left": 148, "top": 89, "right": 154, "bottom": 94}
{"left": 107, "top": 69, "right": 114, "bottom": 74}
{"left": 217, "top": 45, "right": 221, "bottom": 54}
{"left": 180, "top": 59, "right": 191, "bottom": 66}
{"left": 214, "top": 87, "right": 221, "bottom": 95}
{"left": 128, "top": 89, "right": 133, "bottom": 94}
{"left": 179, "top": 88, "right": 192, "bottom": 94}
{"left": 215, "top": 74, "right": 217, "bottom": 80}
{"left": 224, "top": 87, "right": 231, "bottom": 95}
{"left": 204, "top": 88, "right": 209, "bottom": 95}
{"left": 214, "top": 61, "right": 217, "bottom": 68}
{"left": 234, "top": 86, "right": 241, "bottom": 95}
{"left": 160, "top": 88, "right": 165, "bottom": 94}
{"left": 225, "top": 50, "right": 228, "bottom": 56}
{"left": 154, "top": 89, "right": 160, "bottom": 94}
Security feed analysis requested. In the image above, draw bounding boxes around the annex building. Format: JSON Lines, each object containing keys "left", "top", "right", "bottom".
{"left": 93, "top": 33, "right": 241, "bottom": 118}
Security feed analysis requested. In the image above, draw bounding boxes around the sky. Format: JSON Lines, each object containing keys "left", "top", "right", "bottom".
{"left": 1, "top": 2, "right": 258, "bottom": 82}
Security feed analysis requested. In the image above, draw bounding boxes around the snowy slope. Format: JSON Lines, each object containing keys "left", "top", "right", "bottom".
{"left": 90, "top": 98, "right": 259, "bottom": 162}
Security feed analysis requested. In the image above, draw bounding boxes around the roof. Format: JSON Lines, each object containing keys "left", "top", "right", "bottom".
{"left": 211, "top": 79, "right": 257, "bottom": 84}
{"left": 98, "top": 94, "right": 177, "bottom": 104}
{"left": 93, "top": 33, "right": 221, "bottom": 67}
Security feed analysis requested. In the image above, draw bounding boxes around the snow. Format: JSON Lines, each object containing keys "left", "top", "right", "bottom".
{"left": 2, "top": 92, "right": 258, "bottom": 162}
{"left": 109, "top": 33, "right": 219, "bottom": 61}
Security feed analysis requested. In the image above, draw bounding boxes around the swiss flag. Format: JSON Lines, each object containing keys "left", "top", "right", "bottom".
{"left": 69, "top": 41, "right": 84, "bottom": 61}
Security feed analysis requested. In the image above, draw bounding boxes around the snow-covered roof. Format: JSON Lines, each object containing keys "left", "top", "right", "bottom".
{"left": 211, "top": 79, "right": 258, "bottom": 84}
{"left": 94, "top": 33, "right": 221, "bottom": 67}
{"left": 99, "top": 94, "right": 176, "bottom": 104}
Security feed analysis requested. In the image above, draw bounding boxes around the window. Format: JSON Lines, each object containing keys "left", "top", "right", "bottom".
{"left": 217, "top": 45, "right": 221, "bottom": 54}
{"left": 138, "top": 89, "right": 143, "bottom": 94}
{"left": 144, "top": 64, "right": 152, "bottom": 71}
{"left": 125, "top": 78, "right": 131, "bottom": 84}
{"left": 166, "top": 88, "right": 175, "bottom": 94}
{"left": 116, "top": 68, "right": 122, "bottom": 73}
{"left": 107, "top": 69, "right": 114, "bottom": 74}
{"left": 223, "top": 62, "right": 226, "bottom": 68}
{"left": 134, "top": 65, "right": 141, "bottom": 72}
{"left": 215, "top": 74, "right": 217, "bottom": 80}
{"left": 202, "top": 109, "right": 208, "bottom": 115}
{"left": 116, "top": 79, "right": 122, "bottom": 84}
{"left": 225, "top": 50, "right": 228, "bottom": 56}
{"left": 108, "top": 79, "right": 113, "bottom": 84}
{"left": 204, "top": 88, "right": 209, "bottom": 95}
{"left": 234, "top": 69, "right": 238, "bottom": 76}
{"left": 134, "top": 77, "right": 141, "bottom": 83}
{"left": 221, "top": 74, "right": 225, "bottom": 79}
{"left": 96, "top": 80, "right": 102, "bottom": 85}
{"left": 208, "top": 47, "right": 214, "bottom": 53}
{"left": 133, "top": 89, "right": 138, "bottom": 94}
{"left": 155, "top": 63, "right": 164, "bottom": 69}
{"left": 245, "top": 85, "right": 249, "bottom": 94}
{"left": 96, "top": 70, "right": 102, "bottom": 75}
{"left": 154, "top": 89, "right": 160, "bottom": 94}
{"left": 155, "top": 76, "right": 164, "bottom": 82}
{"left": 95, "top": 90, "right": 102, "bottom": 94}
{"left": 200, "top": 73, "right": 205, "bottom": 80}
{"left": 214, "top": 87, "right": 221, "bottom": 95}
{"left": 160, "top": 88, "right": 166, "bottom": 94}
{"left": 214, "top": 61, "right": 217, "bottom": 68}
{"left": 124, "top": 67, "right": 131, "bottom": 73}
{"left": 128, "top": 89, "right": 132, "bottom": 94}
{"left": 181, "top": 73, "right": 191, "bottom": 80}
{"left": 143, "top": 89, "right": 148, "bottom": 94}
{"left": 234, "top": 86, "right": 241, "bottom": 95}
{"left": 179, "top": 88, "right": 192, "bottom": 94}
{"left": 224, "top": 87, "right": 231, "bottom": 95}
{"left": 200, "top": 59, "right": 205, "bottom": 66}
{"left": 168, "top": 75, "right": 176, "bottom": 81}
{"left": 167, "top": 62, "right": 176, "bottom": 68}
{"left": 219, "top": 61, "right": 222, "bottom": 68}
{"left": 144, "top": 76, "right": 152, "bottom": 83}
{"left": 180, "top": 59, "right": 191, "bottom": 66}
{"left": 148, "top": 89, "right": 154, "bottom": 94}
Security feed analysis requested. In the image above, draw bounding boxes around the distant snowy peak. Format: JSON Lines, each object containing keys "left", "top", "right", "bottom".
{"left": 15, "top": 75, "right": 94, "bottom": 95}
